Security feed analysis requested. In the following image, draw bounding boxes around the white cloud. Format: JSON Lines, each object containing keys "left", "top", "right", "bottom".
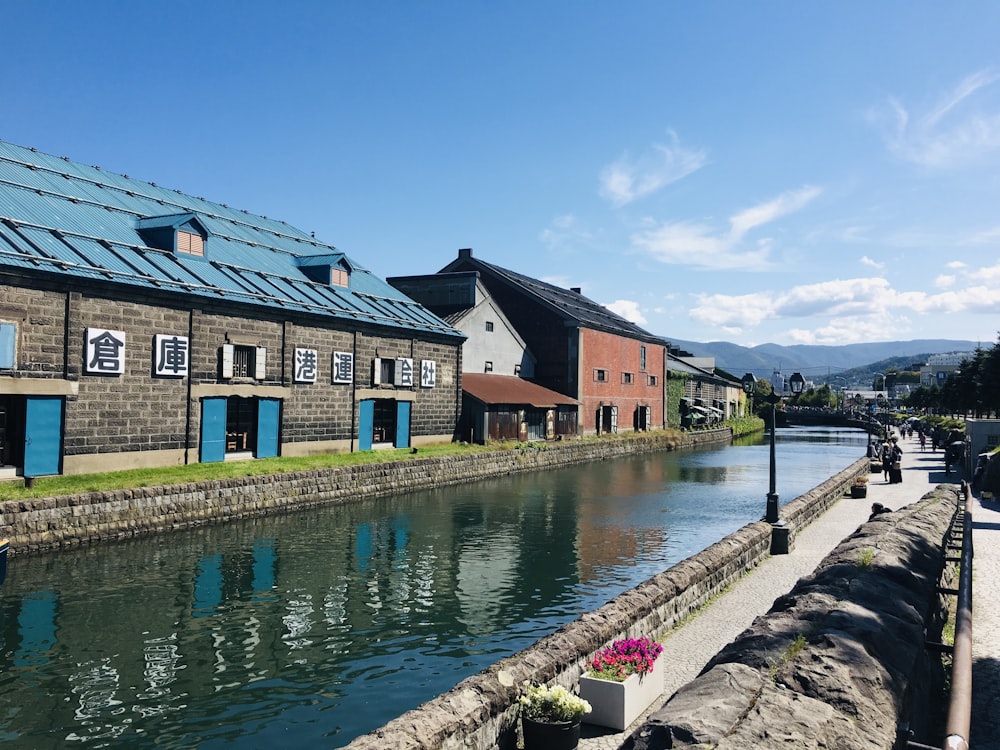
{"left": 935, "top": 274, "right": 957, "bottom": 288}
{"left": 860, "top": 256, "right": 883, "bottom": 269}
{"left": 973, "top": 261, "right": 1000, "bottom": 284}
{"left": 873, "top": 69, "right": 1000, "bottom": 168}
{"left": 728, "top": 186, "right": 822, "bottom": 241}
{"left": 687, "top": 275, "right": 1000, "bottom": 345}
{"left": 630, "top": 186, "right": 821, "bottom": 270}
{"left": 604, "top": 299, "right": 647, "bottom": 325}
{"left": 599, "top": 130, "right": 707, "bottom": 207}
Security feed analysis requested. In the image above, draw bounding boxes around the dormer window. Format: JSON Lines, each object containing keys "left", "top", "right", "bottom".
{"left": 297, "top": 253, "right": 352, "bottom": 289}
{"left": 137, "top": 213, "right": 209, "bottom": 261}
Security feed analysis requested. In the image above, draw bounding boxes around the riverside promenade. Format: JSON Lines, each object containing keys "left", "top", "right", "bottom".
{"left": 579, "top": 431, "right": 993, "bottom": 750}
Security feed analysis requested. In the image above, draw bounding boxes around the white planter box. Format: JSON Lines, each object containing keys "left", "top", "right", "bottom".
{"left": 579, "top": 656, "right": 665, "bottom": 731}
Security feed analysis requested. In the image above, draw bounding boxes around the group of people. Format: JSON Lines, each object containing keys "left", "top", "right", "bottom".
{"left": 867, "top": 436, "right": 904, "bottom": 484}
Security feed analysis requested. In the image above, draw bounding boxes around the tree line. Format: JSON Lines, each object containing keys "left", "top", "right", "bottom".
{"left": 901, "top": 340, "right": 1000, "bottom": 417}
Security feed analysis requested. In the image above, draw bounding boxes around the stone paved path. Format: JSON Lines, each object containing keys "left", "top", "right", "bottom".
{"left": 578, "top": 431, "right": 971, "bottom": 750}
{"left": 970, "top": 466, "right": 1000, "bottom": 748}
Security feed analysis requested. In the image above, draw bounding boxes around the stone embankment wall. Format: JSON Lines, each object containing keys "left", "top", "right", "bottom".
{"left": 341, "top": 456, "right": 874, "bottom": 750}
{"left": 2, "top": 428, "right": 734, "bottom": 554}
{"left": 626, "top": 485, "right": 960, "bottom": 750}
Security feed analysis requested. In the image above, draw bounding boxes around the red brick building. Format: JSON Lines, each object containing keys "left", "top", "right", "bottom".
{"left": 439, "top": 249, "right": 668, "bottom": 436}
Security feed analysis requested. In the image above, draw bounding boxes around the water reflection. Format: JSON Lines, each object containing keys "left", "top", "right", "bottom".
{"left": 0, "top": 427, "right": 867, "bottom": 748}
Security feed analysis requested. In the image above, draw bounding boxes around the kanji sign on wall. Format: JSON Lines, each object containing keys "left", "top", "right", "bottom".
{"left": 421, "top": 360, "right": 436, "bottom": 388}
{"left": 396, "top": 358, "right": 414, "bottom": 387}
{"left": 294, "top": 348, "right": 319, "bottom": 383}
{"left": 85, "top": 328, "right": 126, "bottom": 375}
{"left": 333, "top": 351, "right": 353, "bottom": 384}
{"left": 154, "top": 334, "right": 189, "bottom": 378}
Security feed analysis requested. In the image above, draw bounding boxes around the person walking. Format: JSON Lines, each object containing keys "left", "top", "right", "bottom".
{"left": 888, "top": 438, "right": 903, "bottom": 484}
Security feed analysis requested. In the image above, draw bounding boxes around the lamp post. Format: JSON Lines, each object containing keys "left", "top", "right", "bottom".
{"left": 744, "top": 372, "right": 804, "bottom": 551}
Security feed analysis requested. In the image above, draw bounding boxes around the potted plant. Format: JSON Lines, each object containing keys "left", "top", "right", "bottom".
{"left": 578, "top": 636, "right": 665, "bottom": 730}
{"left": 851, "top": 476, "right": 868, "bottom": 498}
{"left": 519, "top": 683, "right": 591, "bottom": 750}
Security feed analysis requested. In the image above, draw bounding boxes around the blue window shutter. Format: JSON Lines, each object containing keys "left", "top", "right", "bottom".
{"left": 0, "top": 323, "right": 14, "bottom": 368}
{"left": 200, "top": 398, "right": 227, "bottom": 463}
{"left": 395, "top": 401, "right": 411, "bottom": 448}
{"left": 24, "top": 397, "right": 63, "bottom": 476}
{"left": 256, "top": 398, "right": 280, "bottom": 458}
{"left": 358, "top": 400, "right": 374, "bottom": 451}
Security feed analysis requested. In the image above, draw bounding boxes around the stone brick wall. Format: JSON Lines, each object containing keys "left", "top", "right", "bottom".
{"left": 280, "top": 322, "right": 355, "bottom": 444}
{"left": 0, "top": 282, "right": 68, "bottom": 377}
{"left": 1, "top": 277, "right": 464, "bottom": 472}
{"left": 2, "top": 429, "right": 712, "bottom": 553}
{"left": 68, "top": 296, "right": 191, "bottom": 458}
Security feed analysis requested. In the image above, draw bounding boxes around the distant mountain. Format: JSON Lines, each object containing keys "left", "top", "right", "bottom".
{"left": 666, "top": 338, "right": 981, "bottom": 382}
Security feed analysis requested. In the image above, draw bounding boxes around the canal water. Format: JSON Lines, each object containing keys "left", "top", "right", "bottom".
{"left": 0, "top": 427, "right": 867, "bottom": 748}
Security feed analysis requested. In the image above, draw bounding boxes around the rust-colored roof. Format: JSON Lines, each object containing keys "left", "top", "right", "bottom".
{"left": 462, "top": 373, "right": 579, "bottom": 407}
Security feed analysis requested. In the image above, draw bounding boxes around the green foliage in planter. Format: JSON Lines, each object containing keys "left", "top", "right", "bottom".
{"left": 519, "top": 684, "right": 591, "bottom": 722}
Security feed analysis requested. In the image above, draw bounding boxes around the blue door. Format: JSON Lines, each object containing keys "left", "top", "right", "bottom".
{"left": 358, "top": 400, "right": 374, "bottom": 451}
{"left": 256, "top": 398, "right": 280, "bottom": 458}
{"left": 200, "top": 397, "right": 227, "bottom": 463}
{"left": 395, "top": 401, "right": 411, "bottom": 449}
{"left": 24, "top": 397, "right": 63, "bottom": 477}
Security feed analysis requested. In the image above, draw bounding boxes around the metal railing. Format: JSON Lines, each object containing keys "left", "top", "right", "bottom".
{"left": 905, "top": 482, "right": 972, "bottom": 750}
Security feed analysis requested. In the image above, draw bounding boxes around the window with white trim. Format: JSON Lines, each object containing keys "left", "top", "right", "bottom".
{"left": 222, "top": 344, "right": 266, "bottom": 380}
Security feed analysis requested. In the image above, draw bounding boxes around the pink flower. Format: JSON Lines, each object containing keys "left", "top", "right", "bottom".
{"left": 587, "top": 637, "right": 663, "bottom": 682}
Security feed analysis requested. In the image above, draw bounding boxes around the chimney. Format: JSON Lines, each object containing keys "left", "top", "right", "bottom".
{"left": 458, "top": 248, "right": 473, "bottom": 260}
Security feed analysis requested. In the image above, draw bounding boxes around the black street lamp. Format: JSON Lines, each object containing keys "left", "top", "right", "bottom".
{"left": 743, "top": 372, "right": 805, "bottom": 548}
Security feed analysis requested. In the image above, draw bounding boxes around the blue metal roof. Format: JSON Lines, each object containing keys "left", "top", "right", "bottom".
{"left": 0, "top": 140, "right": 462, "bottom": 340}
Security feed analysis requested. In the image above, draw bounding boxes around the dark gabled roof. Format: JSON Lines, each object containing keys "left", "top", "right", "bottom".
{"left": 462, "top": 373, "right": 579, "bottom": 407}
{"left": 440, "top": 250, "right": 666, "bottom": 346}
{"left": 0, "top": 140, "right": 461, "bottom": 341}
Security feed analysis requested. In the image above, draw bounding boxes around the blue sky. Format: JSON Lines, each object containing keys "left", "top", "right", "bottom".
{"left": 3, "top": 1, "right": 1000, "bottom": 347}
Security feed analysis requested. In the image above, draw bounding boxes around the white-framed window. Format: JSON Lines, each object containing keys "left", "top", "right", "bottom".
{"left": 222, "top": 344, "right": 266, "bottom": 380}
{"left": 373, "top": 357, "right": 394, "bottom": 385}
{"left": 640, "top": 345, "right": 647, "bottom": 371}
{"left": 372, "top": 357, "right": 414, "bottom": 386}
{"left": 622, "top": 372, "right": 634, "bottom": 385}
{"left": 594, "top": 368, "right": 608, "bottom": 382}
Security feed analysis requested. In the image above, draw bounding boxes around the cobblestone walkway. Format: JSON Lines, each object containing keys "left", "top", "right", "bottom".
{"left": 578, "top": 432, "right": 964, "bottom": 750}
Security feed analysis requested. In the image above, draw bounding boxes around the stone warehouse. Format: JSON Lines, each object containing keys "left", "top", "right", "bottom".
{"left": 0, "top": 140, "right": 465, "bottom": 477}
